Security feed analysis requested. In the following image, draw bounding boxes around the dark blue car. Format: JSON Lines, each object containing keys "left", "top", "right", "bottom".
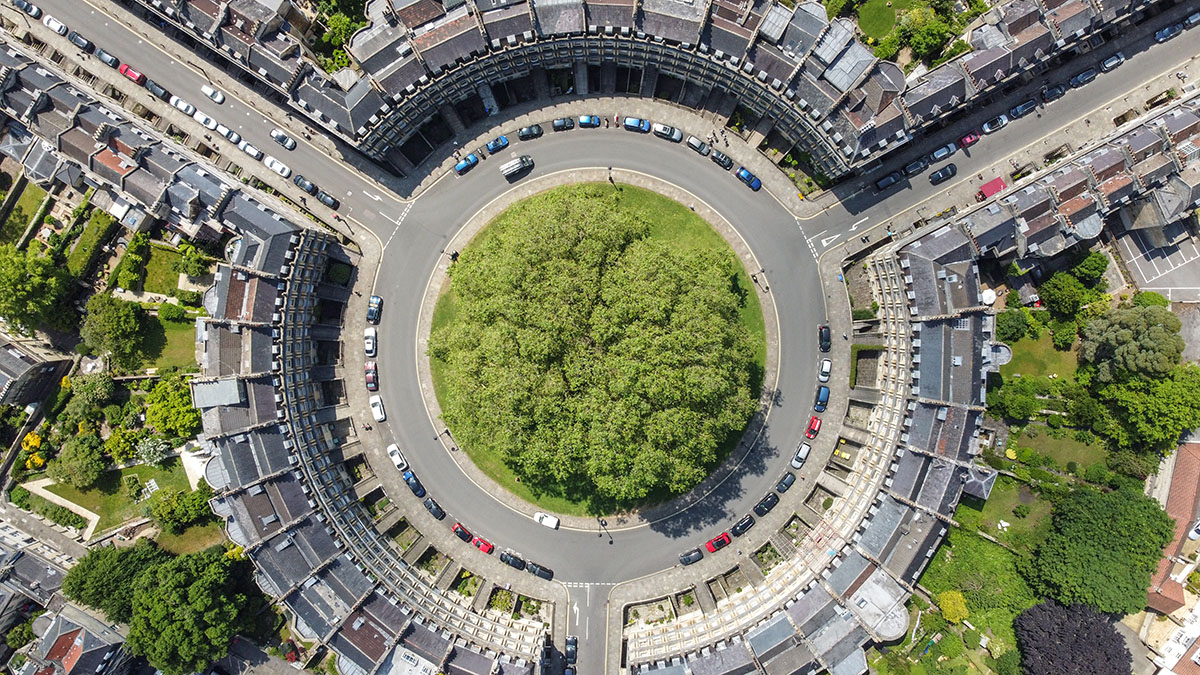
{"left": 402, "top": 470, "right": 426, "bottom": 498}
{"left": 736, "top": 167, "right": 762, "bottom": 191}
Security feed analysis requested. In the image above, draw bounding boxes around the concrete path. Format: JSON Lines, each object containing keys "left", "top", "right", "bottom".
{"left": 21, "top": 477, "right": 101, "bottom": 541}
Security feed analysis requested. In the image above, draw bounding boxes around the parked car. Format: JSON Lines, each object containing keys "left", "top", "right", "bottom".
{"left": 67, "top": 31, "right": 93, "bottom": 53}
{"left": 735, "top": 167, "right": 762, "bottom": 191}
{"left": 42, "top": 15, "right": 67, "bottom": 35}
{"left": 1009, "top": 99, "right": 1038, "bottom": 119}
{"left": 145, "top": 80, "right": 170, "bottom": 101}
{"left": 13, "top": 0, "right": 42, "bottom": 19}
{"left": 269, "top": 128, "right": 295, "bottom": 151}
{"left": 679, "top": 548, "right": 704, "bottom": 565}
{"left": 192, "top": 110, "right": 218, "bottom": 130}
{"left": 806, "top": 415, "right": 822, "bottom": 439}
{"left": 1186, "top": 11, "right": 1200, "bottom": 28}
{"left": 292, "top": 174, "right": 317, "bottom": 194}
{"left": 753, "top": 492, "right": 779, "bottom": 516}
{"left": 818, "top": 358, "right": 831, "bottom": 382}
{"left": 875, "top": 172, "right": 902, "bottom": 191}
{"left": 929, "top": 163, "right": 957, "bottom": 185}
{"left": 791, "top": 442, "right": 811, "bottom": 469}
{"left": 364, "top": 361, "right": 378, "bottom": 391}
{"left": 710, "top": 150, "right": 734, "bottom": 170}
{"left": 500, "top": 550, "right": 526, "bottom": 570}
{"left": 1099, "top": 52, "right": 1125, "bottom": 73}
{"left": 534, "top": 512, "right": 559, "bottom": 529}
{"left": 928, "top": 142, "right": 956, "bottom": 163}
{"left": 818, "top": 325, "right": 831, "bottom": 352}
{"left": 902, "top": 158, "right": 928, "bottom": 176}
{"left": 472, "top": 536, "right": 494, "bottom": 554}
{"left": 403, "top": 470, "right": 425, "bottom": 497}
{"left": 1190, "top": 520, "right": 1200, "bottom": 541}
{"left": 118, "top": 63, "right": 146, "bottom": 85}
{"left": 959, "top": 131, "right": 980, "bottom": 148}
{"left": 317, "top": 191, "right": 339, "bottom": 209}
{"left": 452, "top": 522, "right": 472, "bottom": 542}
{"left": 169, "top": 95, "right": 195, "bottom": 116}
{"left": 364, "top": 326, "right": 377, "bottom": 356}
{"left": 238, "top": 140, "right": 263, "bottom": 160}
{"left": 264, "top": 156, "right": 291, "bottom": 178}
{"left": 1068, "top": 68, "right": 1097, "bottom": 88}
{"left": 215, "top": 123, "right": 240, "bottom": 144}
{"left": 201, "top": 84, "right": 225, "bottom": 103}
{"left": 552, "top": 117, "right": 575, "bottom": 131}
{"left": 485, "top": 135, "right": 509, "bottom": 153}
{"left": 454, "top": 153, "right": 479, "bottom": 175}
{"left": 518, "top": 124, "right": 543, "bottom": 140}
{"left": 1042, "top": 83, "right": 1067, "bottom": 102}
{"left": 651, "top": 123, "right": 682, "bottom": 142}
{"left": 94, "top": 48, "right": 119, "bottom": 68}
{"left": 622, "top": 117, "right": 650, "bottom": 132}
{"left": 424, "top": 497, "right": 445, "bottom": 520}
{"left": 386, "top": 444, "right": 407, "bottom": 471}
{"left": 705, "top": 532, "right": 731, "bottom": 553}
{"left": 1155, "top": 23, "right": 1183, "bottom": 42}
{"left": 368, "top": 394, "right": 386, "bottom": 422}
{"left": 578, "top": 115, "right": 601, "bottom": 128}
{"left": 775, "top": 472, "right": 796, "bottom": 493}
{"left": 367, "top": 295, "right": 383, "bottom": 323}
{"left": 814, "top": 385, "right": 830, "bottom": 413}
{"left": 730, "top": 514, "right": 755, "bottom": 537}
{"left": 526, "top": 562, "right": 554, "bottom": 580}
{"left": 687, "top": 135, "right": 711, "bottom": 156}
{"left": 565, "top": 637, "right": 578, "bottom": 665}
{"left": 981, "top": 114, "right": 1009, "bottom": 134}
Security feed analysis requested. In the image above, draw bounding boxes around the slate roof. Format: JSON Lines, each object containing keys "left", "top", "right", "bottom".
{"left": 775, "top": 2, "right": 826, "bottom": 56}
{"left": 902, "top": 66, "right": 968, "bottom": 123}
{"left": 585, "top": 0, "right": 635, "bottom": 28}
{"left": 483, "top": 3, "right": 535, "bottom": 42}
{"left": 413, "top": 10, "right": 487, "bottom": 72}
{"left": 961, "top": 47, "right": 1012, "bottom": 88}
{"left": 640, "top": 0, "right": 706, "bottom": 43}
{"left": 533, "top": 0, "right": 585, "bottom": 35}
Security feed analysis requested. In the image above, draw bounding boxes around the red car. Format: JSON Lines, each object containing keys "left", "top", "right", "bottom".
{"left": 364, "top": 361, "right": 378, "bottom": 391}
{"left": 806, "top": 416, "right": 822, "bottom": 439}
{"left": 452, "top": 522, "right": 471, "bottom": 542}
{"left": 705, "top": 532, "right": 731, "bottom": 553}
{"left": 959, "top": 131, "right": 981, "bottom": 148}
{"left": 118, "top": 63, "right": 146, "bottom": 85}
{"left": 472, "top": 536, "right": 494, "bottom": 554}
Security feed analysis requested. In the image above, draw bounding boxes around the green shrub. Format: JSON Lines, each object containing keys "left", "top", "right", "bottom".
{"left": 1133, "top": 291, "right": 1170, "bottom": 307}
{"left": 175, "top": 289, "right": 202, "bottom": 306}
{"left": 1012, "top": 504, "right": 1031, "bottom": 519}
{"left": 9, "top": 485, "right": 31, "bottom": 510}
{"left": 157, "top": 303, "right": 186, "bottom": 322}
{"left": 963, "top": 628, "right": 981, "bottom": 650}
{"left": 851, "top": 308, "right": 876, "bottom": 320}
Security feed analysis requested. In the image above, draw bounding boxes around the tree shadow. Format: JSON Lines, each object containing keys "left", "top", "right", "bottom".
{"left": 137, "top": 317, "right": 167, "bottom": 367}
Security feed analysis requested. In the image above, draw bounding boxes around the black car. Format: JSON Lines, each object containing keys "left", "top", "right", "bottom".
{"left": 527, "top": 561, "right": 554, "bottom": 580}
{"left": 403, "top": 470, "right": 425, "bottom": 498}
{"left": 902, "top": 158, "right": 928, "bottom": 176}
{"left": 145, "top": 79, "right": 170, "bottom": 101}
{"left": 316, "top": 191, "right": 339, "bottom": 209}
{"left": 451, "top": 522, "right": 471, "bottom": 542}
{"left": 95, "top": 48, "right": 119, "bottom": 68}
{"left": 776, "top": 472, "right": 796, "bottom": 493}
{"left": 552, "top": 117, "right": 574, "bottom": 131}
{"left": 1041, "top": 83, "right": 1067, "bottom": 102}
{"left": 874, "top": 171, "right": 903, "bottom": 191}
{"left": 730, "top": 514, "right": 755, "bottom": 537}
{"left": 753, "top": 492, "right": 779, "bottom": 517}
{"left": 1009, "top": 99, "right": 1038, "bottom": 119}
{"left": 67, "top": 31, "right": 93, "bottom": 53}
{"left": 818, "top": 325, "right": 831, "bottom": 352}
{"left": 1068, "top": 68, "right": 1097, "bottom": 88}
{"left": 565, "top": 636, "right": 578, "bottom": 665}
{"left": 929, "top": 164, "right": 957, "bottom": 185}
{"left": 679, "top": 548, "right": 704, "bottom": 565}
{"left": 711, "top": 150, "right": 734, "bottom": 170}
{"left": 293, "top": 174, "right": 318, "bottom": 194}
{"left": 500, "top": 550, "right": 526, "bottom": 571}
{"left": 423, "top": 497, "right": 445, "bottom": 520}
{"left": 366, "top": 295, "right": 383, "bottom": 323}
{"left": 14, "top": 0, "right": 41, "bottom": 18}
{"left": 518, "top": 124, "right": 543, "bottom": 140}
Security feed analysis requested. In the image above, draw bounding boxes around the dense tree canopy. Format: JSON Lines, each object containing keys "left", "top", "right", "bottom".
{"left": 1080, "top": 305, "right": 1184, "bottom": 383}
{"left": 1038, "top": 272, "right": 1089, "bottom": 318}
{"left": 47, "top": 434, "right": 106, "bottom": 488}
{"left": 145, "top": 375, "right": 201, "bottom": 438}
{"left": 63, "top": 540, "right": 170, "bottom": 622}
{"left": 1098, "top": 364, "right": 1200, "bottom": 452}
{"left": 0, "top": 244, "right": 72, "bottom": 334}
{"left": 995, "top": 309, "right": 1030, "bottom": 344}
{"left": 1015, "top": 601, "right": 1131, "bottom": 675}
{"left": 148, "top": 484, "right": 214, "bottom": 534}
{"left": 70, "top": 373, "right": 116, "bottom": 408}
{"left": 81, "top": 293, "right": 146, "bottom": 370}
{"left": 1027, "top": 486, "right": 1173, "bottom": 614}
{"left": 429, "top": 186, "right": 760, "bottom": 505}
{"left": 1069, "top": 251, "right": 1109, "bottom": 286}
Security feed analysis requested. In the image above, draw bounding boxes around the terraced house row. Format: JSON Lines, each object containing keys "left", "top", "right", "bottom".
{"left": 129, "top": 0, "right": 1160, "bottom": 178}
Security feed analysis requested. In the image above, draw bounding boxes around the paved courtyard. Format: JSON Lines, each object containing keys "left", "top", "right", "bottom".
{"left": 1114, "top": 222, "right": 1200, "bottom": 301}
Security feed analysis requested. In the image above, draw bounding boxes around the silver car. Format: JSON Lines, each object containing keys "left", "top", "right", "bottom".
{"left": 981, "top": 115, "right": 1009, "bottom": 134}
{"left": 791, "top": 442, "right": 811, "bottom": 469}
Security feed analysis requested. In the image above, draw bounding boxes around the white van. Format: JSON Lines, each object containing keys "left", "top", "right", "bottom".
{"left": 500, "top": 155, "right": 533, "bottom": 178}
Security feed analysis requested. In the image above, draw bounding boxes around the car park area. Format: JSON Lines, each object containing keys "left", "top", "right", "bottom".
{"left": 1115, "top": 224, "right": 1200, "bottom": 301}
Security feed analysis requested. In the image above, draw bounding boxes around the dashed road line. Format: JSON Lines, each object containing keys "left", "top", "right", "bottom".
{"left": 382, "top": 201, "right": 415, "bottom": 252}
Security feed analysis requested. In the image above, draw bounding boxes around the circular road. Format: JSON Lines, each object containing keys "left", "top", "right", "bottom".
{"left": 372, "top": 128, "right": 822, "bottom": 584}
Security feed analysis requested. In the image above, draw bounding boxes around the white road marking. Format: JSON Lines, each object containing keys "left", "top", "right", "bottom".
{"left": 849, "top": 216, "right": 869, "bottom": 232}
{"left": 820, "top": 233, "right": 842, "bottom": 248}
{"left": 381, "top": 201, "right": 414, "bottom": 252}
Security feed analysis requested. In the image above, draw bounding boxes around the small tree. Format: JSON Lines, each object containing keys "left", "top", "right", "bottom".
{"left": 937, "top": 590, "right": 969, "bottom": 623}
{"left": 996, "top": 309, "right": 1030, "bottom": 343}
{"left": 158, "top": 303, "right": 186, "bottom": 322}
{"left": 136, "top": 436, "right": 171, "bottom": 466}
{"left": 145, "top": 375, "right": 200, "bottom": 438}
{"left": 47, "top": 434, "right": 106, "bottom": 488}
{"left": 1070, "top": 251, "right": 1109, "bottom": 286}
{"left": 1039, "top": 272, "right": 1089, "bottom": 318}
{"left": 81, "top": 293, "right": 146, "bottom": 370}
{"left": 104, "top": 427, "right": 139, "bottom": 464}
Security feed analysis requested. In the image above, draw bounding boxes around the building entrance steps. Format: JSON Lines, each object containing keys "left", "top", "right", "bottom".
{"left": 747, "top": 115, "right": 775, "bottom": 150}
{"left": 679, "top": 80, "right": 708, "bottom": 109}
{"left": 531, "top": 67, "right": 550, "bottom": 99}
{"left": 817, "top": 472, "right": 850, "bottom": 497}
{"left": 574, "top": 61, "right": 589, "bottom": 96}
{"left": 375, "top": 507, "right": 404, "bottom": 534}
{"left": 700, "top": 88, "right": 725, "bottom": 119}
{"left": 695, "top": 581, "right": 718, "bottom": 615}
{"left": 439, "top": 104, "right": 468, "bottom": 137}
{"left": 838, "top": 425, "right": 873, "bottom": 446}
{"left": 715, "top": 95, "right": 739, "bottom": 124}
{"left": 436, "top": 562, "right": 461, "bottom": 591}
{"left": 402, "top": 540, "right": 430, "bottom": 566}
{"left": 472, "top": 579, "right": 495, "bottom": 613}
{"left": 794, "top": 502, "right": 823, "bottom": 529}
{"left": 848, "top": 387, "right": 882, "bottom": 406}
{"left": 639, "top": 64, "right": 659, "bottom": 98}
{"left": 600, "top": 62, "right": 617, "bottom": 94}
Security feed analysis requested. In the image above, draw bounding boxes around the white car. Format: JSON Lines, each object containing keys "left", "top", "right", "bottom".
{"left": 270, "top": 128, "right": 297, "bottom": 151}
{"left": 238, "top": 140, "right": 263, "bottom": 160}
{"left": 264, "top": 155, "right": 291, "bottom": 178}
{"left": 364, "top": 326, "right": 377, "bottom": 357}
{"left": 201, "top": 84, "right": 225, "bottom": 104}
{"left": 818, "top": 358, "right": 831, "bottom": 382}
{"left": 192, "top": 110, "right": 218, "bottom": 130}
{"left": 368, "top": 395, "right": 386, "bottom": 422}
{"left": 791, "top": 442, "right": 811, "bottom": 469}
{"left": 215, "top": 123, "right": 240, "bottom": 144}
{"left": 169, "top": 95, "right": 195, "bottom": 116}
{"left": 42, "top": 15, "right": 67, "bottom": 35}
{"left": 386, "top": 444, "right": 408, "bottom": 472}
{"left": 534, "top": 512, "right": 560, "bottom": 529}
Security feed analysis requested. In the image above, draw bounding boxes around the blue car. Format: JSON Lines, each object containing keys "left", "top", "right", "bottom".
{"left": 402, "top": 470, "right": 426, "bottom": 498}
{"left": 485, "top": 136, "right": 508, "bottom": 153}
{"left": 622, "top": 117, "right": 651, "bottom": 132}
{"left": 578, "top": 115, "right": 601, "bottom": 128}
{"left": 736, "top": 167, "right": 762, "bottom": 191}
{"left": 454, "top": 153, "right": 479, "bottom": 175}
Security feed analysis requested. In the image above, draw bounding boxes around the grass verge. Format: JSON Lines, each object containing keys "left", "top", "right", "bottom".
{"left": 857, "top": 0, "right": 915, "bottom": 39}
{"left": 42, "top": 458, "right": 191, "bottom": 533}
{"left": 144, "top": 244, "right": 183, "bottom": 295}
{"left": 999, "top": 333, "right": 1078, "bottom": 379}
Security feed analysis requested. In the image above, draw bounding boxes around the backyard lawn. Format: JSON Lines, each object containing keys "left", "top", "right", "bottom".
{"left": 1019, "top": 425, "right": 1107, "bottom": 468}
{"left": 143, "top": 315, "right": 198, "bottom": 371}
{"left": 156, "top": 521, "right": 225, "bottom": 554}
{"left": 144, "top": 244, "right": 183, "bottom": 296}
{"left": 41, "top": 458, "right": 192, "bottom": 534}
{"left": 858, "top": 0, "right": 915, "bottom": 39}
{"left": 0, "top": 182, "right": 47, "bottom": 244}
{"left": 999, "top": 333, "right": 1077, "bottom": 378}
{"left": 971, "top": 476, "right": 1053, "bottom": 552}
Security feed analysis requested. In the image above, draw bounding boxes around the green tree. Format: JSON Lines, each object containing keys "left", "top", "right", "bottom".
{"left": 115, "top": 233, "right": 149, "bottom": 291}
{"left": 996, "top": 309, "right": 1029, "bottom": 343}
{"left": 322, "top": 12, "right": 360, "bottom": 48}
{"left": 1080, "top": 305, "right": 1184, "bottom": 383}
{"left": 47, "top": 434, "right": 105, "bottom": 488}
{"left": 1099, "top": 364, "right": 1200, "bottom": 452}
{"left": 995, "top": 651, "right": 1022, "bottom": 675}
{"left": 126, "top": 550, "right": 248, "bottom": 675}
{"left": 147, "top": 485, "right": 214, "bottom": 534}
{"left": 71, "top": 373, "right": 115, "bottom": 408}
{"left": 1132, "top": 291, "right": 1169, "bottom": 307}
{"left": 0, "top": 244, "right": 72, "bottom": 334}
{"left": 1048, "top": 317, "right": 1077, "bottom": 350}
{"left": 989, "top": 375, "right": 1040, "bottom": 420}
{"left": 1039, "top": 272, "right": 1089, "bottom": 318}
{"left": 136, "top": 436, "right": 172, "bottom": 465}
{"left": 145, "top": 375, "right": 200, "bottom": 438}
{"left": 938, "top": 590, "right": 969, "bottom": 623}
{"left": 1027, "top": 486, "right": 1174, "bottom": 614}
{"left": 1070, "top": 251, "right": 1109, "bottom": 286}
{"left": 908, "top": 19, "right": 953, "bottom": 60}
{"left": 62, "top": 540, "right": 170, "bottom": 623}
{"left": 174, "top": 244, "right": 209, "bottom": 278}
{"left": 81, "top": 293, "right": 146, "bottom": 370}
{"left": 158, "top": 303, "right": 186, "bottom": 322}
{"left": 104, "top": 426, "right": 139, "bottom": 463}
{"left": 5, "top": 619, "right": 35, "bottom": 649}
